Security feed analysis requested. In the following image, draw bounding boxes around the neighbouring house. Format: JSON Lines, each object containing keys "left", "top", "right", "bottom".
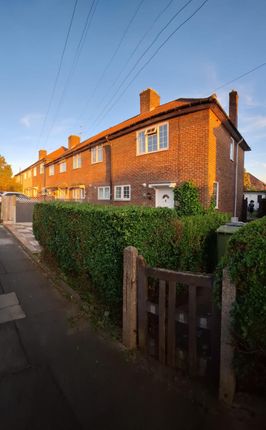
{"left": 244, "top": 171, "right": 266, "bottom": 210}
{"left": 15, "top": 88, "right": 250, "bottom": 216}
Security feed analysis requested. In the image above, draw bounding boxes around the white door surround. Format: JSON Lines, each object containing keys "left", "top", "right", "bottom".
{"left": 149, "top": 182, "right": 176, "bottom": 209}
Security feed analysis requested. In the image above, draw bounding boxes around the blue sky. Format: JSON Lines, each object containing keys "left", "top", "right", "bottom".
{"left": 0, "top": 0, "right": 265, "bottom": 181}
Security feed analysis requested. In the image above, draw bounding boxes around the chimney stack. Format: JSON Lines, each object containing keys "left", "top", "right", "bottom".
{"left": 68, "top": 135, "right": 80, "bottom": 149}
{"left": 39, "top": 149, "right": 47, "bottom": 160}
{"left": 229, "top": 90, "right": 238, "bottom": 128}
{"left": 140, "top": 88, "right": 160, "bottom": 114}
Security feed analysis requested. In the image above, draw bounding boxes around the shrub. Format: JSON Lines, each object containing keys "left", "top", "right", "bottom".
{"left": 223, "top": 216, "right": 266, "bottom": 394}
{"left": 175, "top": 212, "right": 230, "bottom": 272}
{"left": 33, "top": 202, "right": 177, "bottom": 309}
{"left": 173, "top": 181, "right": 203, "bottom": 216}
{"left": 33, "top": 202, "right": 229, "bottom": 317}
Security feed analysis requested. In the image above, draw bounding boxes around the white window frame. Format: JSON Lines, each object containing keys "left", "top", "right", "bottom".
{"left": 72, "top": 188, "right": 85, "bottom": 200}
{"left": 97, "top": 186, "right": 110, "bottom": 200}
{"left": 59, "top": 161, "right": 67, "bottom": 173}
{"left": 114, "top": 185, "right": 131, "bottom": 201}
{"left": 230, "top": 137, "right": 234, "bottom": 161}
{"left": 136, "top": 122, "right": 169, "bottom": 156}
{"left": 33, "top": 167, "right": 37, "bottom": 177}
{"left": 91, "top": 145, "right": 103, "bottom": 164}
{"left": 49, "top": 165, "right": 54, "bottom": 176}
{"left": 40, "top": 163, "right": 44, "bottom": 174}
{"left": 73, "top": 154, "right": 82, "bottom": 169}
{"left": 213, "top": 181, "right": 219, "bottom": 209}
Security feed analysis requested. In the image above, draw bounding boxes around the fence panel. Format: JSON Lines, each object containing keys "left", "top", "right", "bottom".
{"left": 123, "top": 247, "right": 236, "bottom": 403}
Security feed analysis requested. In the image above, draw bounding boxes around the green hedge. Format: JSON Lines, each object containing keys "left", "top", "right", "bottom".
{"left": 33, "top": 202, "right": 177, "bottom": 306}
{"left": 223, "top": 216, "right": 266, "bottom": 394}
{"left": 33, "top": 202, "right": 229, "bottom": 312}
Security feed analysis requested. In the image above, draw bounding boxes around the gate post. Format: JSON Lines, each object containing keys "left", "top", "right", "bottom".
{"left": 1, "top": 196, "right": 16, "bottom": 224}
{"left": 219, "top": 269, "right": 236, "bottom": 405}
{"left": 122, "top": 246, "right": 138, "bottom": 349}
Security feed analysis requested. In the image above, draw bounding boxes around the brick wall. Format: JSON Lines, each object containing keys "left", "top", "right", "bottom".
{"left": 210, "top": 110, "right": 244, "bottom": 216}
{"left": 16, "top": 105, "right": 245, "bottom": 215}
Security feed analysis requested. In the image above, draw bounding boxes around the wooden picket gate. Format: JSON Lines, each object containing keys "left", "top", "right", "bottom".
{"left": 124, "top": 247, "right": 220, "bottom": 381}
{"left": 123, "top": 246, "right": 236, "bottom": 403}
{"left": 136, "top": 254, "right": 220, "bottom": 380}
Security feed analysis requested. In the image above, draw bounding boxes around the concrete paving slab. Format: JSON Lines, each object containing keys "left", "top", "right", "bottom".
{"left": 0, "top": 304, "right": 26, "bottom": 324}
{"left": 0, "top": 292, "right": 19, "bottom": 309}
{"left": 0, "top": 238, "right": 15, "bottom": 245}
{"left": 0, "top": 322, "right": 28, "bottom": 375}
{"left": 0, "top": 271, "right": 70, "bottom": 318}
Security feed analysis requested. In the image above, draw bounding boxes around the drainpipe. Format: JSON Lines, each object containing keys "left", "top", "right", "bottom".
{"left": 233, "top": 138, "right": 243, "bottom": 219}
{"left": 105, "top": 135, "right": 113, "bottom": 201}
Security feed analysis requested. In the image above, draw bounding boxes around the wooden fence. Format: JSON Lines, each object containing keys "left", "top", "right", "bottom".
{"left": 123, "top": 246, "right": 236, "bottom": 405}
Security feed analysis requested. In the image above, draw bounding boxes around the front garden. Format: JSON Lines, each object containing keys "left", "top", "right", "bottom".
{"left": 32, "top": 181, "right": 266, "bottom": 396}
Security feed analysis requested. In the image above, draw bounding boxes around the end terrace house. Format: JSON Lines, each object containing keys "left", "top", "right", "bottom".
{"left": 15, "top": 88, "right": 250, "bottom": 216}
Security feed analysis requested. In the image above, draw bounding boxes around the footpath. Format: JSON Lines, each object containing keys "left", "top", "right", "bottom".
{"left": 0, "top": 224, "right": 264, "bottom": 430}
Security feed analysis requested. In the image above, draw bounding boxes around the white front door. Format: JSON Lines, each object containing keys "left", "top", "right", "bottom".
{"left": 155, "top": 187, "right": 174, "bottom": 208}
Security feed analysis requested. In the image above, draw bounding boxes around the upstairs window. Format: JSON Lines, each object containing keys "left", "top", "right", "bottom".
{"left": 49, "top": 165, "right": 54, "bottom": 176}
{"left": 24, "top": 172, "right": 27, "bottom": 180}
{"left": 230, "top": 137, "right": 234, "bottom": 161}
{"left": 33, "top": 167, "right": 37, "bottom": 177}
{"left": 40, "top": 163, "right": 44, "bottom": 174}
{"left": 91, "top": 145, "right": 103, "bottom": 164}
{"left": 137, "top": 123, "right": 168, "bottom": 155}
{"left": 114, "top": 185, "right": 131, "bottom": 201}
{"left": 73, "top": 154, "right": 82, "bottom": 169}
{"left": 59, "top": 161, "right": 66, "bottom": 173}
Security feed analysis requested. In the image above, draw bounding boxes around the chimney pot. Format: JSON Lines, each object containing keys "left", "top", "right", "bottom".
{"left": 38, "top": 149, "right": 47, "bottom": 160}
{"left": 229, "top": 90, "right": 238, "bottom": 128}
{"left": 68, "top": 135, "right": 80, "bottom": 149}
{"left": 140, "top": 88, "right": 160, "bottom": 114}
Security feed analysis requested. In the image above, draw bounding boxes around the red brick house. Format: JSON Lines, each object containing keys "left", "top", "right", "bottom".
{"left": 15, "top": 88, "right": 250, "bottom": 216}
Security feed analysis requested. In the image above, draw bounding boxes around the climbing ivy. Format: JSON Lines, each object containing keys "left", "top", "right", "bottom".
{"left": 173, "top": 181, "right": 203, "bottom": 216}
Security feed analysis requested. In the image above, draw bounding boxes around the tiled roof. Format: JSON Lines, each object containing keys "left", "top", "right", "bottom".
{"left": 46, "top": 146, "right": 67, "bottom": 161}
{"left": 51, "top": 97, "right": 211, "bottom": 162}
{"left": 16, "top": 93, "right": 251, "bottom": 172}
{"left": 244, "top": 172, "right": 266, "bottom": 191}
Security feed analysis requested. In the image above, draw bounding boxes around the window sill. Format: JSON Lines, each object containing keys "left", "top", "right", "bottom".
{"left": 136, "top": 147, "right": 168, "bottom": 156}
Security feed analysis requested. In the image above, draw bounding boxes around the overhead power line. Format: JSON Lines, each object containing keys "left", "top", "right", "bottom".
{"left": 79, "top": 0, "right": 145, "bottom": 120}
{"left": 39, "top": 0, "right": 79, "bottom": 143}
{"left": 45, "top": 0, "right": 99, "bottom": 146}
{"left": 77, "top": 0, "right": 175, "bottom": 129}
{"left": 213, "top": 61, "right": 266, "bottom": 91}
{"left": 92, "top": 0, "right": 208, "bottom": 131}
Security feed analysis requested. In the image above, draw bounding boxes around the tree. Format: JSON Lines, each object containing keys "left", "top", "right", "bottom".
{"left": 243, "top": 170, "right": 255, "bottom": 191}
{"left": 0, "top": 155, "right": 21, "bottom": 191}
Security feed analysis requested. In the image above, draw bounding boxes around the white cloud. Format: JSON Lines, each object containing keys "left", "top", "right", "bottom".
{"left": 240, "top": 114, "right": 266, "bottom": 134}
{"left": 20, "top": 113, "right": 44, "bottom": 128}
